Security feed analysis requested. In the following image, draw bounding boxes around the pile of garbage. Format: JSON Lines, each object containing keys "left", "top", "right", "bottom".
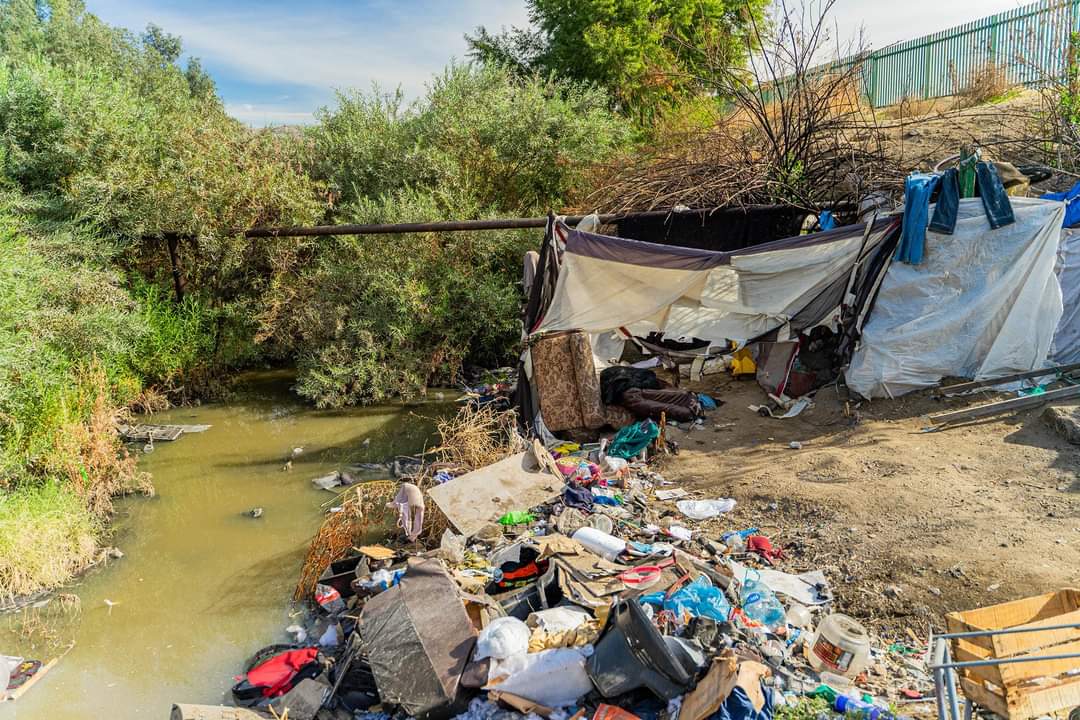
{"left": 191, "top": 408, "right": 937, "bottom": 720}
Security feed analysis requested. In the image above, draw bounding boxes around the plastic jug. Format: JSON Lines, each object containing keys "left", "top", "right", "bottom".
{"left": 740, "top": 570, "right": 786, "bottom": 630}
{"left": 805, "top": 613, "right": 871, "bottom": 677}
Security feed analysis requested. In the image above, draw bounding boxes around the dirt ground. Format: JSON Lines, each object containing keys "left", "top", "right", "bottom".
{"left": 876, "top": 90, "right": 1060, "bottom": 186}
{"left": 655, "top": 373, "right": 1079, "bottom": 643}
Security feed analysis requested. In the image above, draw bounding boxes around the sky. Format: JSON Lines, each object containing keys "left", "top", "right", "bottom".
{"left": 87, "top": 0, "right": 1030, "bottom": 126}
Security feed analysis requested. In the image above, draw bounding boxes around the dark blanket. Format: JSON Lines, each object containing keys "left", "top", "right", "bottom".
{"left": 620, "top": 388, "right": 700, "bottom": 423}
{"left": 600, "top": 366, "right": 664, "bottom": 406}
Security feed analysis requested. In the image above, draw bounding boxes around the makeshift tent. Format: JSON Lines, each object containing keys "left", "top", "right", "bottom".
{"left": 1052, "top": 227, "right": 1080, "bottom": 365}
{"left": 533, "top": 217, "right": 899, "bottom": 346}
{"left": 846, "top": 197, "right": 1065, "bottom": 398}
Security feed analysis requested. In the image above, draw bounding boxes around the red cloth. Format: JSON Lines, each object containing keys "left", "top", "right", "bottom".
{"left": 746, "top": 535, "right": 785, "bottom": 564}
{"left": 246, "top": 647, "right": 319, "bottom": 698}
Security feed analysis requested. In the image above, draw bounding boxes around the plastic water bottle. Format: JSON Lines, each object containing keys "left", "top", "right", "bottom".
{"left": 740, "top": 571, "right": 787, "bottom": 631}
{"left": 835, "top": 695, "right": 890, "bottom": 720}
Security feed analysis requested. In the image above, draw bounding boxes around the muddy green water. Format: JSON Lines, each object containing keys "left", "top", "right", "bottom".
{"left": 1, "top": 372, "right": 451, "bottom": 720}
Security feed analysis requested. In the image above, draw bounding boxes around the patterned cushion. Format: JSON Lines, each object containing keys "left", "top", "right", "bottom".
{"left": 531, "top": 331, "right": 610, "bottom": 432}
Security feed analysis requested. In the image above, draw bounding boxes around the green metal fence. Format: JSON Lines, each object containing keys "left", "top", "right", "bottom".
{"left": 783, "top": 0, "right": 1080, "bottom": 108}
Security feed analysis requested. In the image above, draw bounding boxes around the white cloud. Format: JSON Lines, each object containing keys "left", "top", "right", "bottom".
{"left": 91, "top": 0, "right": 529, "bottom": 98}
{"left": 824, "top": 0, "right": 1028, "bottom": 52}
{"left": 225, "top": 103, "right": 316, "bottom": 126}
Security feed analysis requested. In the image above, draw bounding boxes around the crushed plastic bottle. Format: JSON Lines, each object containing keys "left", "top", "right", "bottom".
{"left": 740, "top": 570, "right": 787, "bottom": 631}
{"left": 498, "top": 510, "right": 535, "bottom": 526}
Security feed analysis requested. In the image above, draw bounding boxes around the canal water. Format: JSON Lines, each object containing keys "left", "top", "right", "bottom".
{"left": 0, "top": 372, "right": 452, "bottom": 719}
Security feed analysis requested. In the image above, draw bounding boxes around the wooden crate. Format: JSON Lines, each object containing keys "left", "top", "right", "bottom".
{"left": 946, "top": 588, "right": 1080, "bottom": 720}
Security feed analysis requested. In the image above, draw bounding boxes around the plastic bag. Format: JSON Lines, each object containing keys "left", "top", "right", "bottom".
{"left": 676, "top": 498, "right": 736, "bottom": 520}
{"left": 640, "top": 575, "right": 731, "bottom": 623}
{"left": 485, "top": 645, "right": 595, "bottom": 708}
{"left": 527, "top": 606, "right": 592, "bottom": 634}
{"left": 474, "top": 616, "right": 530, "bottom": 660}
{"left": 607, "top": 420, "right": 660, "bottom": 459}
{"left": 440, "top": 529, "right": 466, "bottom": 564}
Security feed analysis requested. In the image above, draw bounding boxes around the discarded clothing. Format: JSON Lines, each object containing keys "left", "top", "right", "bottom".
{"left": 896, "top": 173, "right": 939, "bottom": 264}
{"left": 899, "top": 162, "right": 1016, "bottom": 264}
{"left": 231, "top": 647, "right": 322, "bottom": 706}
{"left": 607, "top": 420, "right": 660, "bottom": 459}
{"left": 388, "top": 483, "right": 424, "bottom": 542}
{"left": 977, "top": 161, "right": 1015, "bottom": 229}
{"left": 928, "top": 167, "right": 959, "bottom": 235}
{"left": 620, "top": 388, "right": 701, "bottom": 423}
{"left": 562, "top": 484, "right": 595, "bottom": 512}
{"left": 600, "top": 366, "right": 663, "bottom": 405}
{"left": 745, "top": 535, "right": 784, "bottom": 564}
{"left": 708, "top": 683, "right": 774, "bottom": 720}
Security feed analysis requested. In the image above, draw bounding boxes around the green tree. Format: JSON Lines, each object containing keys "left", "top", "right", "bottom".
{"left": 467, "top": 0, "right": 768, "bottom": 122}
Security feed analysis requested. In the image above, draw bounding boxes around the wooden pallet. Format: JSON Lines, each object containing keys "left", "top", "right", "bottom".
{"left": 946, "top": 589, "right": 1080, "bottom": 720}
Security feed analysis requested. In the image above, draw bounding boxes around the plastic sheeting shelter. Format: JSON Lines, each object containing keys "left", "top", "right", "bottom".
{"left": 1051, "top": 227, "right": 1080, "bottom": 365}
{"left": 534, "top": 218, "right": 899, "bottom": 345}
{"left": 846, "top": 198, "right": 1065, "bottom": 398}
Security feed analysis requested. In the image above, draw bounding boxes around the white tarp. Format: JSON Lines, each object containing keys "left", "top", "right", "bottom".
{"left": 1050, "top": 228, "right": 1080, "bottom": 365}
{"left": 846, "top": 197, "right": 1065, "bottom": 398}
{"left": 536, "top": 221, "right": 894, "bottom": 344}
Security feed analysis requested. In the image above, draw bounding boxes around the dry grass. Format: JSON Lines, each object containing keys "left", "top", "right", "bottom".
{"left": 50, "top": 370, "right": 154, "bottom": 518}
{"left": 294, "top": 404, "right": 524, "bottom": 600}
{"left": 956, "top": 62, "right": 1011, "bottom": 108}
{"left": 4, "top": 592, "right": 81, "bottom": 653}
{"left": 127, "top": 385, "right": 171, "bottom": 415}
{"left": 428, "top": 403, "right": 526, "bottom": 472}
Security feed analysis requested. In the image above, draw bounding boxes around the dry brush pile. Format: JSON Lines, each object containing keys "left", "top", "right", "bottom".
{"left": 294, "top": 404, "right": 525, "bottom": 600}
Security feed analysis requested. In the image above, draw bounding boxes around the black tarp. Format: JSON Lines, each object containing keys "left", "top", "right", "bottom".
{"left": 359, "top": 559, "right": 477, "bottom": 719}
{"left": 614, "top": 205, "right": 810, "bottom": 252}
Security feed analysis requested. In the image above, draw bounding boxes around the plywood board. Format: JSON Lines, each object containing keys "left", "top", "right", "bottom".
{"left": 426, "top": 451, "right": 561, "bottom": 537}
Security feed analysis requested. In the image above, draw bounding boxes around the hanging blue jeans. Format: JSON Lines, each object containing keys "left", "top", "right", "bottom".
{"left": 976, "top": 161, "right": 1015, "bottom": 229}
{"left": 896, "top": 173, "right": 939, "bottom": 264}
{"left": 898, "top": 162, "right": 1015, "bottom": 264}
{"left": 928, "top": 167, "right": 960, "bottom": 235}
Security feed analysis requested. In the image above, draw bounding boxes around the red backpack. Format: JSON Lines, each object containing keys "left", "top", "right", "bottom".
{"left": 231, "top": 646, "right": 321, "bottom": 706}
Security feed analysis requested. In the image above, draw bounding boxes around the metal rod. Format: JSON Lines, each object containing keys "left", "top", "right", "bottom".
{"left": 929, "top": 384, "right": 1080, "bottom": 425}
{"left": 932, "top": 651, "right": 1080, "bottom": 671}
{"left": 946, "top": 662, "right": 961, "bottom": 720}
{"left": 936, "top": 362, "right": 1080, "bottom": 396}
{"left": 933, "top": 639, "right": 949, "bottom": 720}
{"left": 933, "top": 622, "right": 1080, "bottom": 640}
{"left": 243, "top": 205, "right": 807, "bottom": 238}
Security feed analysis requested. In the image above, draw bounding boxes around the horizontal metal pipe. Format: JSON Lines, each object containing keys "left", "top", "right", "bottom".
{"left": 243, "top": 205, "right": 808, "bottom": 238}
{"left": 931, "top": 651, "right": 1080, "bottom": 671}
{"left": 932, "top": 622, "right": 1080, "bottom": 640}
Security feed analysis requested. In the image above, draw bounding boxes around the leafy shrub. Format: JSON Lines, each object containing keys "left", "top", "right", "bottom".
{"left": 278, "top": 64, "right": 632, "bottom": 405}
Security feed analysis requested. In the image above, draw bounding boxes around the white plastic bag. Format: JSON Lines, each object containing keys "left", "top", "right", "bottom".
{"left": 474, "top": 616, "right": 530, "bottom": 660}
{"left": 676, "top": 498, "right": 736, "bottom": 520}
{"left": 485, "top": 645, "right": 594, "bottom": 708}
{"left": 526, "top": 606, "right": 591, "bottom": 634}
{"left": 440, "top": 528, "right": 466, "bottom": 564}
